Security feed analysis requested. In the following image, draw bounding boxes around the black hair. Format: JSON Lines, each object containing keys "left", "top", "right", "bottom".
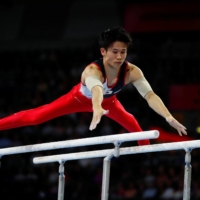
{"left": 98, "top": 26, "right": 132, "bottom": 50}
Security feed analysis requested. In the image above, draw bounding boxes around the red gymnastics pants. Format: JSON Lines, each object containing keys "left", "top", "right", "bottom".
{"left": 0, "top": 83, "right": 150, "bottom": 146}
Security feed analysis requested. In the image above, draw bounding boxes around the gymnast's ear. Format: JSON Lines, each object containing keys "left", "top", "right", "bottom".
{"left": 100, "top": 48, "right": 106, "bottom": 56}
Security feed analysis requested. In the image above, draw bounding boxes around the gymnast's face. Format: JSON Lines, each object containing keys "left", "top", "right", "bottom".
{"left": 100, "top": 41, "right": 127, "bottom": 68}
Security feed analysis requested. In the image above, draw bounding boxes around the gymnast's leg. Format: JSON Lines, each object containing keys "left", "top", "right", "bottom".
{"left": 103, "top": 97, "right": 150, "bottom": 146}
{"left": 0, "top": 88, "right": 91, "bottom": 130}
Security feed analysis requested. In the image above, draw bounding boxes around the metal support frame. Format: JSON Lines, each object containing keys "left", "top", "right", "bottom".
{"left": 33, "top": 139, "right": 200, "bottom": 200}
{"left": 101, "top": 141, "right": 121, "bottom": 200}
{"left": 101, "top": 153, "right": 113, "bottom": 200}
{"left": 58, "top": 161, "right": 65, "bottom": 200}
{"left": 183, "top": 148, "right": 192, "bottom": 200}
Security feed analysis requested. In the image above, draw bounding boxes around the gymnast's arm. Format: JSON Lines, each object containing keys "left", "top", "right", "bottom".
{"left": 129, "top": 63, "right": 187, "bottom": 136}
{"left": 81, "top": 64, "right": 109, "bottom": 130}
{"left": 144, "top": 92, "right": 187, "bottom": 136}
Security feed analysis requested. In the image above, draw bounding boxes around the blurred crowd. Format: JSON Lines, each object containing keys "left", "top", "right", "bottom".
{"left": 0, "top": 34, "right": 200, "bottom": 200}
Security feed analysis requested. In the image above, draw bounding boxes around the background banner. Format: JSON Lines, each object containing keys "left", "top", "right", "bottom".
{"left": 124, "top": 1, "right": 200, "bottom": 32}
{"left": 169, "top": 84, "right": 200, "bottom": 110}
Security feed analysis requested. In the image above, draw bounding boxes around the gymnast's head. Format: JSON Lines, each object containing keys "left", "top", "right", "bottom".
{"left": 98, "top": 26, "right": 132, "bottom": 51}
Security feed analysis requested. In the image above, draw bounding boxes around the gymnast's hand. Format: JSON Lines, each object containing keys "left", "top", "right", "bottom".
{"left": 89, "top": 106, "right": 109, "bottom": 131}
{"left": 166, "top": 116, "right": 187, "bottom": 136}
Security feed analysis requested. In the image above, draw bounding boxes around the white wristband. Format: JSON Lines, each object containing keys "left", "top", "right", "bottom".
{"left": 85, "top": 76, "right": 103, "bottom": 91}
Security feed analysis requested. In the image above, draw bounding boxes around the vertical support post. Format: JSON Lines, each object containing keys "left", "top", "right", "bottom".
{"left": 101, "top": 141, "right": 121, "bottom": 200}
{"left": 183, "top": 148, "right": 192, "bottom": 200}
{"left": 101, "top": 153, "right": 113, "bottom": 200}
{"left": 58, "top": 161, "right": 65, "bottom": 200}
